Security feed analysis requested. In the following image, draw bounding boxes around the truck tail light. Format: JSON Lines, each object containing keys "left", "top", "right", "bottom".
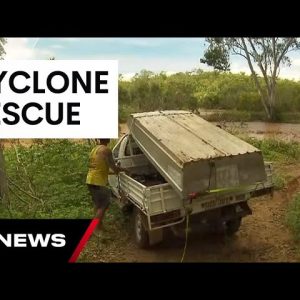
{"left": 188, "top": 192, "right": 200, "bottom": 200}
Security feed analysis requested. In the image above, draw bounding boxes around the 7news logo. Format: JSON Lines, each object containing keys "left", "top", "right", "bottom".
{"left": 0, "top": 233, "right": 66, "bottom": 247}
{"left": 0, "top": 219, "right": 97, "bottom": 262}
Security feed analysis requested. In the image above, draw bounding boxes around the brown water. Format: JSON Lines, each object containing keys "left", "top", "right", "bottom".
{"left": 120, "top": 121, "right": 300, "bottom": 142}
{"left": 217, "top": 122, "right": 300, "bottom": 142}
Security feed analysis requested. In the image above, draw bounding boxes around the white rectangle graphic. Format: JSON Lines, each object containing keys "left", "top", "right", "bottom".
{"left": 0, "top": 60, "right": 118, "bottom": 138}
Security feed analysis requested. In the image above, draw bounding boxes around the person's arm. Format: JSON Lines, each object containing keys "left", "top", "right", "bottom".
{"left": 103, "top": 148, "right": 122, "bottom": 174}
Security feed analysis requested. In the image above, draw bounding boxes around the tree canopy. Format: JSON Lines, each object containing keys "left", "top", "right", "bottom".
{"left": 200, "top": 38, "right": 300, "bottom": 120}
{"left": 119, "top": 70, "right": 300, "bottom": 122}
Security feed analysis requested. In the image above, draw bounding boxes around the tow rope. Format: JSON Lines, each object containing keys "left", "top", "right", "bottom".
{"left": 180, "top": 206, "right": 192, "bottom": 262}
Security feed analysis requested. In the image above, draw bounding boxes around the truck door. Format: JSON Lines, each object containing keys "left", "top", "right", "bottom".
{"left": 109, "top": 135, "right": 129, "bottom": 196}
{"left": 112, "top": 134, "right": 128, "bottom": 160}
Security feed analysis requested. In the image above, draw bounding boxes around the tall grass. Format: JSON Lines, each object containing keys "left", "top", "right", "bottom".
{"left": 243, "top": 138, "right": 300, "bottom": 163}
{"left": 240, "top": 137, "right": 300, "bottom": 191}
{"left": 1, "top": 139, "right": 120, "bottom": 219}
{"left": 287, "top": 193, "right": 300, "bottom": 241}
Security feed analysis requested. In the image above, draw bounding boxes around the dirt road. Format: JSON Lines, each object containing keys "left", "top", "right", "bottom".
{"left": 80, "top": 164, "right": 300, "bottom": 263}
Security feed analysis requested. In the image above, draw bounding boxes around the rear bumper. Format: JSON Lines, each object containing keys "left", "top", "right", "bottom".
{"left": 189, "top": 192, "right": 250, "bottom": 215}
{"left": 171, "top": 202, "right": 252, "bottom": 233}
{"left": 190, "top": 201, "right": 252, "bottom": 224}
{"left": 250, "top": 186, "right": 274, "bottom": 198}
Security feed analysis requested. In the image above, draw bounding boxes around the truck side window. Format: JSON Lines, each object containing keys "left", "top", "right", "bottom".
{"left": 130, "top": 137, "right": 143, "bottom": 155}
{"left": 124, "top": 137, "right": 143, "bottom": 156}
{"left": 112, "top": 143, "right": 120, "bottom": 159}
{"left": 132, "top": 144, "right": 143, "bottom": 155}
{"left": 125, "top": 142, "right": 131, "bottom": 156}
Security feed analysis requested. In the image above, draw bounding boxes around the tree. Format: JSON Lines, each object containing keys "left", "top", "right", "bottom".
{"left": 200, "top": 38, "right": 300, "bottom": 120}
{"left": 0, "top": 38, "right": 8, "bottom": 205}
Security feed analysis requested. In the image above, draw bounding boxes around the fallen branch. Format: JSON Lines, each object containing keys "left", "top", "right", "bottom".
{"left": 13, "top": 145, "right": 37, "bottom": 196}
{"left": 0, "top": 164, "right": 45, "bottom": 205}
{"left": 7, "top": 176, "right": 45, "bottom": 205}
{"left": 8, "top": 185, "right": 29, "bottom": 204}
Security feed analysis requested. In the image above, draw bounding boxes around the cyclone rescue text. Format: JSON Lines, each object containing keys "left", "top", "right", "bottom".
{"left": 0, "top": 70, "right": 109, "bottom": 125}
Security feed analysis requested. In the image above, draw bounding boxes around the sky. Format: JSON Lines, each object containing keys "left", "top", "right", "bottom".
{"left": 3, "top": 38, "right": 300, "bottom": 81}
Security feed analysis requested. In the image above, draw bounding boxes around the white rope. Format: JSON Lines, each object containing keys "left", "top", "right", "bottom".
{"left": 180, "top": 209, "right": 190, "bottom": 263}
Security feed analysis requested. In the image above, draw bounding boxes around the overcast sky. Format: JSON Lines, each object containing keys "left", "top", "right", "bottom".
{"left": 3, "top": 38, "right": 300, "bottom": 81}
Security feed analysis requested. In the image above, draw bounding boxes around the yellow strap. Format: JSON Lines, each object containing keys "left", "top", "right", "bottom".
{"left": 200, "top": 182, "right": 265, "bottom": 195}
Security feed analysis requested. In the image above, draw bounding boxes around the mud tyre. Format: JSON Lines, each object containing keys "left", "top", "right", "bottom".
{"left": 225, "top": 218, "right": 242, "bottom": 236}
{"left": 133, "top": 207, "right": 150, "bottom": 249}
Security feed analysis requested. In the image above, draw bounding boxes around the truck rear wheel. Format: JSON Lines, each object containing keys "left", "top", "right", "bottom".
{"left": 133, "top": 207, "right": 150, "bottom": 249}
{"left": 225, "top": 218, "right": 241, "bottom": 236}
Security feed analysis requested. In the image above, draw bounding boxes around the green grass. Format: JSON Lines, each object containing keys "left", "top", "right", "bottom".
{"left": 243, "top": 138, "right": 300, "bottom": 242}
{"left": 287, "top": 193, "right": 300, "bottom": 241}
{"left": 272, "top": 173, "right": 287, "bottom": 190}
{"left": 1, "top": 139, "right": 121, "bottom": 219}
{"left": 240, "top": 137, "right": 300, "bottom": 189}
{"left": 242, "top": 137, "right": 300, "bottom": 163}
{"left": 1, "top": 140, "right": 93, "bottom": 218}
{"left": 78, "top": 202, "right": 132, "bottom": 262}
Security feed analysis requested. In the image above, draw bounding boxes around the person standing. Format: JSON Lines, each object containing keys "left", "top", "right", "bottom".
{"left": 86, "top": 139, "right": 122, "bottom": 233}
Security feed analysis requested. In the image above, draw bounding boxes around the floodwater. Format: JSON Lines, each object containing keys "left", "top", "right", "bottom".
{"left": 217, "top": 122, "right": 300, "bottom": 142}
{"left": 120, "top": 121, "right": 300, "bottom": 142}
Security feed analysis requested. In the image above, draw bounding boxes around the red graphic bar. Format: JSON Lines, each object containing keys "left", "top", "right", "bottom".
{"left": 68, "top": 218, "right": 99, "bottom": 263}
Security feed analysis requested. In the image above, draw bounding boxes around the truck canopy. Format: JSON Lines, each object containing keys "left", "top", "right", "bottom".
{"left": 127, "top": 111, "right": 267, "bottom": 198}
{"left": 128, "top": 111, "right": 258, "bottom": 164}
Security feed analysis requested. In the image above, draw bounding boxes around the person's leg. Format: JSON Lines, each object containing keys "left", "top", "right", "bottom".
{"left": 95, "top": 207, "right": 105, "bottom": 231}
{"left": 93, "top": 186, "right": 111, "bottom": 232}
{"left": 88, "top": 185, "right": 103, "bottom": 232}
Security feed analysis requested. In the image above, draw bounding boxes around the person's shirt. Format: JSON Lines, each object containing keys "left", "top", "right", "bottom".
{"left": 86, "top": 145, "right": 110, "bottom": 186}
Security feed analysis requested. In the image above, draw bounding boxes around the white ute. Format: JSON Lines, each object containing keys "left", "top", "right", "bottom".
{"left": 109, "top": 111, "right": 274, "bottom": 248}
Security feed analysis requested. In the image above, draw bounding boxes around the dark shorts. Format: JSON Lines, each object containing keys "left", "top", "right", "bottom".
{"left": 87, "top": 184, "right": 111, "bottom": 210}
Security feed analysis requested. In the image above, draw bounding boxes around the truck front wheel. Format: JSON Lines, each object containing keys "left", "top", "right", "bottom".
{"left": 133, "top": 207, "right": 150, "bottom": 249}
{"left": 225, "top": 218, "right": 242, "bottom": 236}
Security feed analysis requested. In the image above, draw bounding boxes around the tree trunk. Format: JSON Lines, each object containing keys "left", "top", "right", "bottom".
{"left": 268, "top": 81, "right": 277, "bottom": 121}
{"left": 269, "top": 93, "right": 275, "bottom": 121}
{"left": 240, "top": 38, "right": 272, "bottom": 121}
{"left": 249, "top": 74, "right": 272, "bottom": 120}
{"left": 257, "top": 85, "right": 272, "bottom": 121}
{"left": 0, "top": 141, "right": 9, "bottom": 205}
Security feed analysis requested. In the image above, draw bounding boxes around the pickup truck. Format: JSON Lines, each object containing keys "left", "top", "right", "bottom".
{"left": 109, "top": 111, "right": 274, "bottom": 248}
